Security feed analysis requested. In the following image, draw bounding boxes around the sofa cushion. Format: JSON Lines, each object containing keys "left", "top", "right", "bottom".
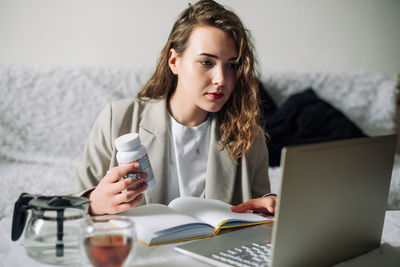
{"left": 0, "top": 65, "right": 151, "bottom": 164}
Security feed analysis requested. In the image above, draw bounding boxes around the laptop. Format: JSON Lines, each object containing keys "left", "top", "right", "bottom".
{"left": 175, "top": 135, "right": 396, "bottom": 267}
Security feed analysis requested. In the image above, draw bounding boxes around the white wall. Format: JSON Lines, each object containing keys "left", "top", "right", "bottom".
{"left": 0, "top": 0, "right": 399, "bottom": 75}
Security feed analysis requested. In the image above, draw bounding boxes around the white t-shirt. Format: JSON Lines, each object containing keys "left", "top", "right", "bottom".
{"left": 167, "top": 115, "right": 211, "bottom": 203}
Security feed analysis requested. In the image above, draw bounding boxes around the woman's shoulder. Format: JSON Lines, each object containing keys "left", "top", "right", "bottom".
{"left": 108, "top": 97, "right": 163, "bottom": 113}
{"left": 110, "top": 97, "right": 147, "bottom": 108}
{"left": 94, "top": 97, "right": 166, "bottom": 136}
{"left": 247, "top": 125, "right": 268, "bottom": 156}
{"left": 104, "top": 97, "right": 166, "bottom": 127}
{"left": 253, "top": 125, "right": 266, "bottom": 143}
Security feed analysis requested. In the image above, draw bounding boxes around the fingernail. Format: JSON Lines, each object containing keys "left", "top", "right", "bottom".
{"left": 134, "top": 162, "right": 140, "bottom": 168}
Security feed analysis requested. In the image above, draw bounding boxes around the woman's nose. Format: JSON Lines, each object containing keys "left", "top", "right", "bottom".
{"left": 212, "top": 66, "right": 226, "bottom": 86}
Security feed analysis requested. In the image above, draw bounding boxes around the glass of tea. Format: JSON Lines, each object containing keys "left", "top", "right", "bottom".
{"left": 81, "top": 215, "right": 135, "bottom": 267}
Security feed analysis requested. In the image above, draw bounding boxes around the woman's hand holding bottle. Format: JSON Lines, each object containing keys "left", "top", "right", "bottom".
{"left": 89, "top": 162, "right": 147, "bottom": 215}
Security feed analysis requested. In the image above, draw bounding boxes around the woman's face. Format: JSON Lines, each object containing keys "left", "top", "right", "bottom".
{"left": 169, "top": 25, "right": 238, "bottom": 115}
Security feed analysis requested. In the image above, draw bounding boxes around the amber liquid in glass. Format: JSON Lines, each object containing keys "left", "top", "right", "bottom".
{"left": 84, "top": 234, "right": 132, "bottom": 267}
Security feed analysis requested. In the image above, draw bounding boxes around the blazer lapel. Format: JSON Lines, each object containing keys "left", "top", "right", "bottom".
{"left": 138, "top": 99, "right": 169, "bottom": 204}
{"left": 137, "top": 101, "right": 237, "bottom": 204}
{"left": 205, "top": 115, "right": 237, "bottom": 203}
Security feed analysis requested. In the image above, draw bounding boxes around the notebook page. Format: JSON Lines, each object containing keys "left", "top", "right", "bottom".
{"left": 169, "top": 197, "right": 267, "bottom": 229}
{"left": 121, "top": 203, "right": 205, "bottom": 234}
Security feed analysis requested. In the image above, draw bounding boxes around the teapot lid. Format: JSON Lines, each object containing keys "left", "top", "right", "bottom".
{"left": 30, "top": 195, "right": 90, "bottom": 210}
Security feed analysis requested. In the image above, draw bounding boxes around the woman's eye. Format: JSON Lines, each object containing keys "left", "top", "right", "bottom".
{"left": 200, "top": 60, "right": 212, "bottom": 66}
{"left": 227, "top": 63, "right": 237, "bottom": 69}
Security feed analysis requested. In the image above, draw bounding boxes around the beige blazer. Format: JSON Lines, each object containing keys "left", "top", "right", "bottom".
{"left": 73, "top": 98, "right": 270, "bottom": 205}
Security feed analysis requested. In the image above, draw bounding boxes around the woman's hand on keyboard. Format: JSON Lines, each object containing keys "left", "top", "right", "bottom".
{"left": 231, "top": 195, "right": 276, "bottom": 214}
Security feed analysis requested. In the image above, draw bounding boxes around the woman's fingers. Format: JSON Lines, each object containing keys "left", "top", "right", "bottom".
{"left": 90, "top": 182, "right": 146, "bottom": 215}
{"left": 105, "top": 162, "right": 141, "bottom": 183}
{"left": 265, "top": 197, "right": 276, "bottom": 214}
{"left": 231, "top": 200, "right": 255, "bottom": 213}
{"left": 114, "top": 182, "right": 148, "bottom": 203}
{"left": 231, "top": 196, "right": 276, "bottom": 214}
{"left": 88, "top": 163, "right": 145, "bottom": 215}
{"left": 114, "top": 194, "right": 145, "bottom": 213}
{"left": 109, "top": 172, "right": 148, "bottom": 194}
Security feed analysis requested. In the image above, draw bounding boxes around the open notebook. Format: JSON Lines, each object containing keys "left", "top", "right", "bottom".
{"left": 121, "top": 197, "right": 273, "bottom": 246}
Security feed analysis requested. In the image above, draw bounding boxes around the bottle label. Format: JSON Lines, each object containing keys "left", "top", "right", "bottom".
{"left": 120, "top": 153, "right": 155, "bottom": 191}
{"left": 136, "top": 154, "right": 154, "bottom": 179}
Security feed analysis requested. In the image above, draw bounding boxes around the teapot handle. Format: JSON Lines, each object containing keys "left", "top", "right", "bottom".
{"left": 11, "top": 193, "right": 35, "bottom": 241}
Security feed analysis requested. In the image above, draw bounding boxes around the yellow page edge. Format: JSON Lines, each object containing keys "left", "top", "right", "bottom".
{"left": 137, "top": 233, "right": 215, "bottom": 247}
{"left": 214, "top": 219, "right": 274, "bottom": 235}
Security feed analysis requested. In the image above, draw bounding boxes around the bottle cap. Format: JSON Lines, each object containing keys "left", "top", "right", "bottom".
{"left": 115, "top": 133, "right": 141, "bottom": 152}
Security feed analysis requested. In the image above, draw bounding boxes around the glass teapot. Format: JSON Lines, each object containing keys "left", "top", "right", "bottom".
{"left": 11, "top": 193, "right": 90, "bottom": 265}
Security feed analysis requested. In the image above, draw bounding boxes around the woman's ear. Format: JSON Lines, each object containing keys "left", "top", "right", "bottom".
{"left": 168, "top": 48, "right": 179, "bottom": 75}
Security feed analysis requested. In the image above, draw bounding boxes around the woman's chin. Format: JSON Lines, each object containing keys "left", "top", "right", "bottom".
{"left": 203, "top": 103, "right": 224, "bottom": 113}
{"left": 200, "top": 98, "right": 229, "bottom": 113}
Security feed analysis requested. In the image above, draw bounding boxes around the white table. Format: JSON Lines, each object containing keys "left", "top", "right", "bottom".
{"left": 1, "top": 211, "right": 399, "bottom": 267}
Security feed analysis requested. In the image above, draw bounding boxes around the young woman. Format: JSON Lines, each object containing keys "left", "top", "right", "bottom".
{"left": 74, "top": 0, "right": 276, "bottom": 215}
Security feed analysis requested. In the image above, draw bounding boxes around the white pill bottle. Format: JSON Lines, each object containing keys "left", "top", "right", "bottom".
{"left": 114, "top": 133, "right": 155, "bottom": 192}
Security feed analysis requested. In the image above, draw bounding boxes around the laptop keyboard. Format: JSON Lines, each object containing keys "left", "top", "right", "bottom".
{"left": 211, "top": 241, "right": 272, "bottom": 267}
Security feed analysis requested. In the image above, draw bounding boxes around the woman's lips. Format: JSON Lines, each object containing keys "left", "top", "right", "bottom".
{"left": 207, "top": 92, "right": 224, "bottom": 100}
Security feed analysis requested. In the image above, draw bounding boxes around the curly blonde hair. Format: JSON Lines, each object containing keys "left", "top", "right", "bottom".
{"left": 138, "top": 0, "right": 261, "bottom": 162}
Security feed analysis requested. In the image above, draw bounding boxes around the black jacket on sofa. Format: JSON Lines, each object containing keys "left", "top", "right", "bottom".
{"left": 260, "top": 87, "right": 366, "bottom": 166}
